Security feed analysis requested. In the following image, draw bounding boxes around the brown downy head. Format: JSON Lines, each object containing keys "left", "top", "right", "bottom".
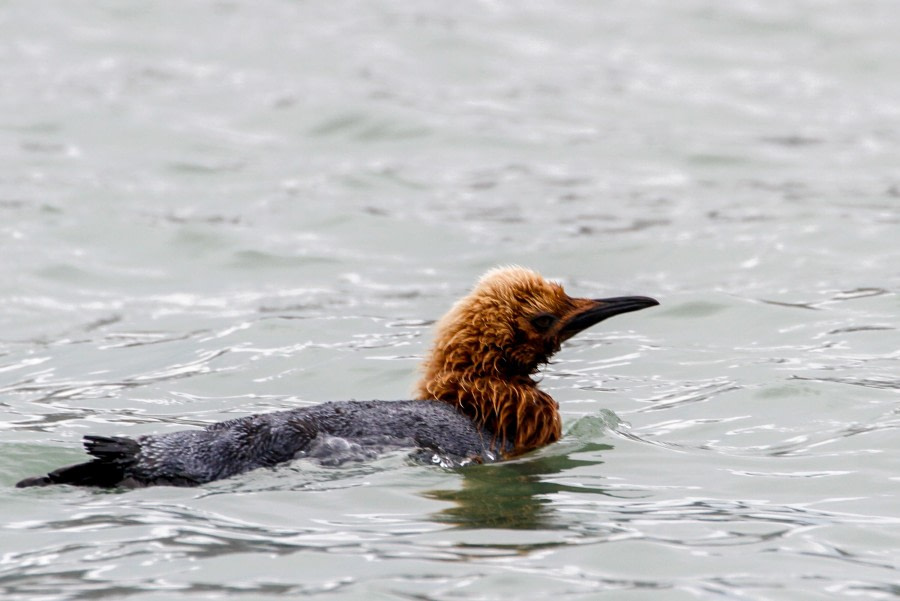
{"left": 415, "top": 266, "right": 658, "bottom": 455}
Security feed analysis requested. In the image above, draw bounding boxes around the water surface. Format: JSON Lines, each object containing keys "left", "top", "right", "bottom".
{"left": 1, "top": 1, "right": 899, "bottom": 599}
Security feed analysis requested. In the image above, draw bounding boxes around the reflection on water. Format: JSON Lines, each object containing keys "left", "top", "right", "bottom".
{"left": 426, "top": 444, "right": 613, "bottom": 530}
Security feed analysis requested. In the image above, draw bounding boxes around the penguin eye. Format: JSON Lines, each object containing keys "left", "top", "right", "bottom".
{"left": 530, "top": 313, "right": 557, "bottom": 332}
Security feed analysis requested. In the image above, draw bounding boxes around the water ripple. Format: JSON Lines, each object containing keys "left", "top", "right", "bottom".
{"left": 635, "top": 378, "right": 742, "bottom": 413}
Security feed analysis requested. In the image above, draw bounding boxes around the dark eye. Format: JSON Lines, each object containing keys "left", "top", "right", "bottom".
{"left": 530, "top": 313, "right": 557, "bottom": 332}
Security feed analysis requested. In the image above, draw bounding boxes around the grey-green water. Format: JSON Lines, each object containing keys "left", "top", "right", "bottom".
{"left": 2, "top": 1, "right": 899, "bottom": 599}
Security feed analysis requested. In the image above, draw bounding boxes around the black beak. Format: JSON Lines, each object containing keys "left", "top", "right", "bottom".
{"left": 561, "top": 296, "right": 659, "bottom": 337}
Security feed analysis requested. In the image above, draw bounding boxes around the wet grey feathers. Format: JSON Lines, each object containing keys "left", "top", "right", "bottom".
{"left": 16, "top": 400, "right": 499, "bottom": 488}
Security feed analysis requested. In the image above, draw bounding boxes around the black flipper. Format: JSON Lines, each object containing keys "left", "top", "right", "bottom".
{"left": 16, "top": 436, "right": 139, "bottom": 488}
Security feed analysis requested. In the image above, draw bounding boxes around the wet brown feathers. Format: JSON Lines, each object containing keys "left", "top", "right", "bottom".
{"left": 415, "top": 266, "right": 599, "bottom": 455}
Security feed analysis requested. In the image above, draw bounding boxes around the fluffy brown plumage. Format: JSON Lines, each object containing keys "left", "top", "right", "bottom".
{"left": 415, "top": 266, "right": 658, "bottom": 456}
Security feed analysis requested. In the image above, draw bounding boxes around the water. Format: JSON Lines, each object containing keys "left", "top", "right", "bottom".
{"left": 2, "top": 1, "right": 899, "bottom": 599}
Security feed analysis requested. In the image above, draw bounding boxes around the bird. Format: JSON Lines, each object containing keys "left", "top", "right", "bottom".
{"left": 16, "top": 266, "right": 658, "bottom": 488}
